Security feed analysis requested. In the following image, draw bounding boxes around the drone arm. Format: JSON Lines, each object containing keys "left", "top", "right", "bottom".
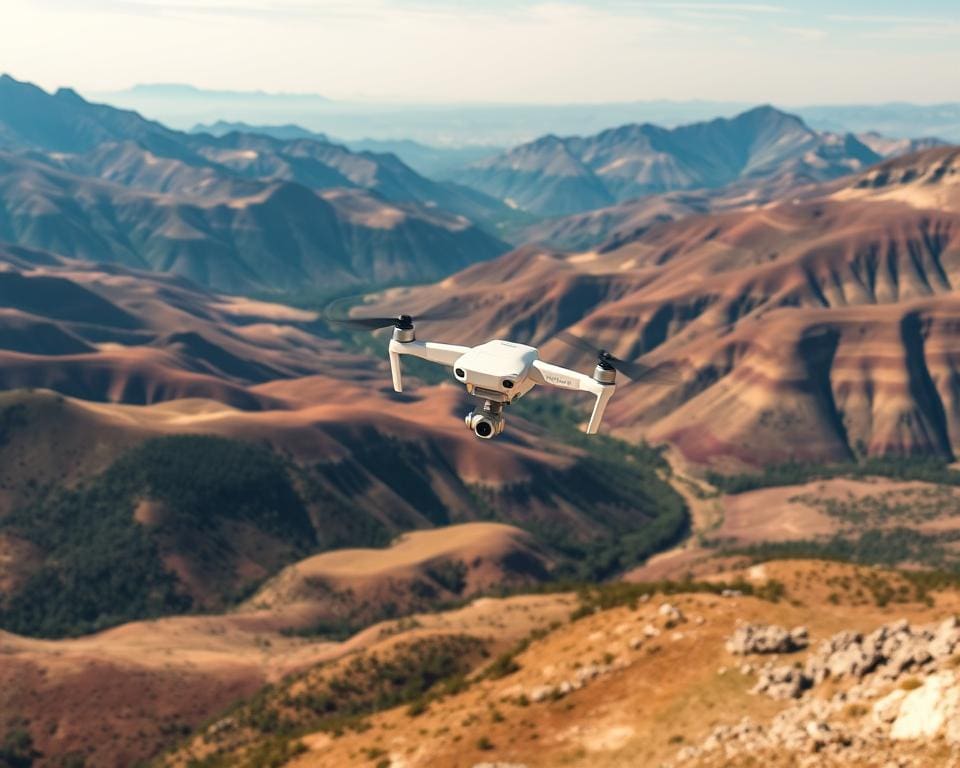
{"left": 388, "top": 339, "right": 472, "bottom": 392}
{"left": 585, "top": 381, "right": 616, "bottom": 434}
{"left": 530, "top": 360, "right": 616, "bottom": 434}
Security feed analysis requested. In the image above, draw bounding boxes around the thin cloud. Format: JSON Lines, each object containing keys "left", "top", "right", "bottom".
{"left": 648, "top": 1, "right": 786, "bottom": 13}
{"left": 826, "top": 12, "right": 960, "bottom": 40}
{"left": 776, "top": 25, "right": 827, "bottom": 41}
{"left": 676, "top": 10, "right": 749, "bottom": 21}
{"left": 827, "top": 14, "right": 958, "bottom": 25}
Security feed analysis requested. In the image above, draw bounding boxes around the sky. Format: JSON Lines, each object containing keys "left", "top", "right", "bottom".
{"left": 2, "top": 0, "right": 959, "bottom": 104}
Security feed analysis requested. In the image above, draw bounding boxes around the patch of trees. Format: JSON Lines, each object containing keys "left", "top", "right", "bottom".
{"left": 477, "top": 432, "right": 688, "bottom": 582}
{"left": 570, "top": 576, "right": 785, "bottom": 620}
{"left": 708, "top": 456, "right": 960, "bottom": 494}
{"left": 0, "top": 435, "right": 312, "bottom": 638}
{"left": 425, "top": 558, "right": 469, "bottom": 595}
{"left": 726, "top": 527, "right": 952, "bottom": 570}
{"left": 185, "top": 635, "right": 486, "bottom": 767}
{"left": 0, "top": 729, "right": 37, "bottom": 768}
{"left": 0, "top": 403, "right": 27, "bottom": 448}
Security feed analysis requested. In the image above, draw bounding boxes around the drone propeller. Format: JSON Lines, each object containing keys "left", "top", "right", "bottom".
{"left": 555, "top": 330, "right": 681, "bottom": 383}
{"left": 324, "top": 295, "right": 467, "bottom": 332}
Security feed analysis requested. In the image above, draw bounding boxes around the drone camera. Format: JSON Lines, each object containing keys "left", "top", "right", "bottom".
{"left": 465, "top": 410, "right": 505, "bottom": 439}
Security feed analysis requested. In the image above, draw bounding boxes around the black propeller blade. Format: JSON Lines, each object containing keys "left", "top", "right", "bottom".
{"left": 324, "top": 295, "right": 467, "bottom": 332}
{"left": 555, "top": 330, "right": 681, "bottom": 383}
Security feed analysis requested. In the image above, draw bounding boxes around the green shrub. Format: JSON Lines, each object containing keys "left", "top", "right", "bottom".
{"left": 708, "top": 456, "right": 960, "bottom": 495}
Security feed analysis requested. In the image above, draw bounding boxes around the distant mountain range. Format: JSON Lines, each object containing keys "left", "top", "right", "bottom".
{"left": 0, "top": 74, "right": 510, "bottom": 293}
{"left": 92, "top": 84, "right": 960, "bottom": 145}
{"left": 452, "top": 106, "right": 944, "bottom": 217}
{"left": 192, "top": 120, "right": 501, "bottom": 177}
{"left": 2, "top": 73, "right": 951, "bottom": 293}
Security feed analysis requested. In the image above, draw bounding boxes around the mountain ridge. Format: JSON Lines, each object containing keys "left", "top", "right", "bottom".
{"left": 454, "top": 106, "right": 940, "bottom": 217}
{"left": 0, "top": 75, "right": 511, "bottom": 293}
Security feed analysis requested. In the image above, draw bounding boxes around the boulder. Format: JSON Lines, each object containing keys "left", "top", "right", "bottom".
{"left": 890, "top": 672, "right": 960, "bottom": 742}
{"left": 752, "top": 664, "right": 811, "bottom": 700}
{"left": 658, "top": 603, "right": 685, "bottom": 628}
{"left": 726, "top": 624, "right": 810, "bottom": 655}
{"left": 872, "top": 689, "right": 907, "bottom": 724}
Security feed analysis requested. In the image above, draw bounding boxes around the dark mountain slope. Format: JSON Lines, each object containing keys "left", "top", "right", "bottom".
{"left": 0, "top": 74, "right": 512, "bottom": 289}
{"left": 0, "top": 151, "right": 505, "bottom": 292}
{"left": 0, "top": 74, "right": 193, "bottom": 160}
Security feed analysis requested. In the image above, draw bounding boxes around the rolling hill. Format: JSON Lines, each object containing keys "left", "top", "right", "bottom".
{"left": 0, "top": 242, "right": 687, "bottom": 644}
{"left": 0, "top": 242, "right": 358, "bottom": 401}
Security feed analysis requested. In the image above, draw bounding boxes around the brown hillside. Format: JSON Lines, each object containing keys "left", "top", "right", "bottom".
{"left": 160, "top": 560, "right": 960, "bottom": 768}
{"left": 378, "top": 146, "right": 960, "bottom": 468}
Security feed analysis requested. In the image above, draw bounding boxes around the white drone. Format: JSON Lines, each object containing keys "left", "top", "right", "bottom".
{"left": 329, "top": 306, "right": 673, "bottom": 440}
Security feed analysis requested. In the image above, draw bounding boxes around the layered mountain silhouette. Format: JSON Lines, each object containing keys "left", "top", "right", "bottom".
{"left": 192, "top": 121, "right": 499, "bottom": 177}
{"left": 0, "top": 75, "right": 509, "bottom": 293}
{"left": 454, "top": 106, "right": 942, "bottom": 217}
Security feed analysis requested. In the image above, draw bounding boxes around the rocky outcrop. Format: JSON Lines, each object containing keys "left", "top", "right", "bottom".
{"left": 726, "top": 623, "right": 809, "bottom": 655}
{"left": 749, "top": 617, "right": 960, "bottom": 701}
{"left": 678, "top": 617, "right": 960, "bottom": 766}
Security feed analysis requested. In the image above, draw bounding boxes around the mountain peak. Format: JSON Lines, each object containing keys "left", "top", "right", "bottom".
{"left": 732, "top": 104, "right": 808, "bottom": 129}
{"left": 0, "top": 73, "right": 41, "bottom": 93}
{"left": 527, "top": 133, "right": 566, "bottom": 149}
{"left": 53, "top": 87, "right": 84, "bottom": 103}
{"left": 455, "top": 104, "right": 861, "bottom": 216}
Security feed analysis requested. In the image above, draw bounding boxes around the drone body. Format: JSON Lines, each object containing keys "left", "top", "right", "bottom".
{"left": 326, "top": 300, "right": 673, "bottom": 440}
{"left": 388, "top": 322, "right": 616, "bottom": 439}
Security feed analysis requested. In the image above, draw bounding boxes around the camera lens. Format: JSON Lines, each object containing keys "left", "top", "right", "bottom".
{"left": 455, "top": 368, "right": 465, "bottom": 378}
{"left": 502, "top": 379, "right": 514, "bottom": 389}
{"left": 475, "top": 419, "right": 493, "bottom": 438}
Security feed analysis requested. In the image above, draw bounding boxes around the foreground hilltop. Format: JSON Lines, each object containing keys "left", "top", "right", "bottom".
{"left": 8, "top": 555, "right": 960, "bottom": 767}
{"left": 155, "top": 559, "right": 960, "bottom": 768}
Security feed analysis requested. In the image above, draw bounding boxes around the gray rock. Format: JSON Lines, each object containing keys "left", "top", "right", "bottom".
{"left": 751, "top": 664, "right": 811, "bottom": 700}
{"left": 726, "top": 623, "right": 810, "bottom": 655}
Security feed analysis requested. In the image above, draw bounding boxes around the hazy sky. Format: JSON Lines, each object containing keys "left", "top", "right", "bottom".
{"left": 3, "top": 0, "right": 959, "bottom": 104}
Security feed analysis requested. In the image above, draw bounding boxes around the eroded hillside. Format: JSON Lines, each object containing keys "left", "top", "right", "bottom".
{"left": 377, "top": 146, "right": 960, "bottom": 468}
